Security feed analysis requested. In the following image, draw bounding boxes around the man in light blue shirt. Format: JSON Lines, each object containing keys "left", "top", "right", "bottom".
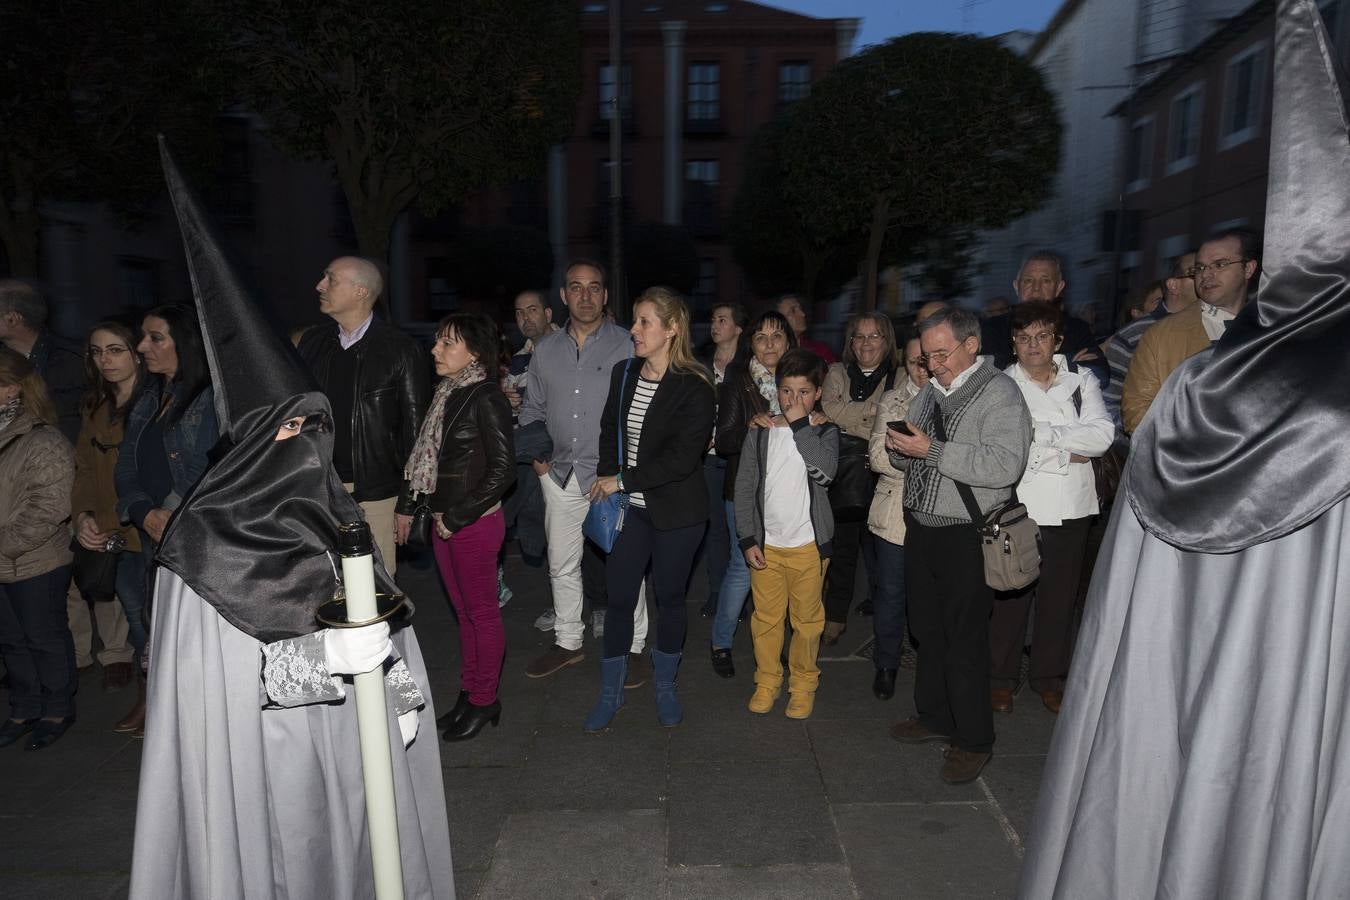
{"left": 520, "top": 260, "right": 649, "bottom": 681}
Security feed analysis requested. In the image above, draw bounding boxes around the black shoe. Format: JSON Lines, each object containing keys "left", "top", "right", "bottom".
{"left": 856, "top": 597, "right": 874, "bottom": 616}
{"left": 442, "top": 700, "right": 501, "bottom": 742}
{"left": 710, "top": 648, "right": 735, "bottom": 679}
{"left": 872, "top": 668, "right": 897, "bottom": 700}
{"left": 26, "top": 716, "right": 75, "bottom": 751}
{"left": 436, "top": 691, "right": 471, "bottom": 729}
{"left": 0, "top": 718, "right": 37, "bottom": 748}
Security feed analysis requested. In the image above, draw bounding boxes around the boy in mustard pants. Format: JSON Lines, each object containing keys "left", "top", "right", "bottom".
{"left": 734, "top": 349, "right": 839, "bottom": 719}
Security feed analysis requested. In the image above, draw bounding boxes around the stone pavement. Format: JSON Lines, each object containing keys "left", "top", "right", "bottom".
{"left": 0, "top": 549, "right": 1058, "bottom": 899}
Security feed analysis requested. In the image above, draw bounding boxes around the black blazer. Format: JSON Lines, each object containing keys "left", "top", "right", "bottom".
{"left": 597, "top": 359, "right": 716, "bottom": 530}
{"left": 714, "top": 362, "right": 771, "bottom": 501}
{"left": 396, "top": 382, "right": 516, "bottom": 533}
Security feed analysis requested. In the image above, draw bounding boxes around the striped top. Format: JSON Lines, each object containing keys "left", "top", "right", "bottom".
{"left": 624, "top": 376, "right": 660, "bottom": 508}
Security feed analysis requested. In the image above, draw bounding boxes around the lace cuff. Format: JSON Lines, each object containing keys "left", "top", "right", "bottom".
{"left": 387, "top": 658, "right": 426, "bottom": 716}
{"left": 261, "top": 632, "right": 346, "bottom": 708}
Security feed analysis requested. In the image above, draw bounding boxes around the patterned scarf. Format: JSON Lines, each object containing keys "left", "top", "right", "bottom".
{"left": 403, "top": 362, "right": 487, "bottom": 496}
{"left": 0, "top": 397, "right": 21, "bottom": 434}
{"left": 748, "top": 357, "right": 781, "bottom": 415}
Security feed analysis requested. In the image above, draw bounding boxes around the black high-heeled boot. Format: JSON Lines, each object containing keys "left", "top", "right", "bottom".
{"left": 436, "top": 691, "right": 470, "bottom": 730}
{"left": 442, "top": 699, "right": 501, "bottom": 742}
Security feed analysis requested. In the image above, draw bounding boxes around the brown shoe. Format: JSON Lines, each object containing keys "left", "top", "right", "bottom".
{"left": 747, "top": 685, "right": 780, "bottom": 714}
{"left": 990, "top": 688, "right": 1014, "bottom": 714}
{"left": 1040, "top": 690, "right": 1063, "bottom": 714}
{"left": 889, "top": 717, "right": 952, "bottom": 744}
{"left": 784, "top": 692, "right": 815, "bottom": 719}
{"left": 525, "top": 644, "right": 586, "bottom": 679}
{"left": 940, "top": 747, "right": 992, "bottom": 784}
{"left": 821, "top": 621, "right": 847, "bottom": 646}
{"left": 624, "top": 653, "right": 649, "bottom": 689}
{"left": 102, "top": 662, "right": 134, "bottom": 692}
{"left": 114, "top": 681, "right": 147, "bottom": 734}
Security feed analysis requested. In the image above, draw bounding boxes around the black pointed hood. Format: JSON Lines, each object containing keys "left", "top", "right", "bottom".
{"left": 1128, "top": 0, "right": 1350, "bottom": 552}
{"left": 154, "top": 137, "right": 400, "bottom": 642}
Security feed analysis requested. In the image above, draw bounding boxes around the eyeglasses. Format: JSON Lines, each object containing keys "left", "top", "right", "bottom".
{"left": 850, "top": 332, "right": 885, "bottom": 344}
{"left": 1013, "top": 331, "right": 1056, "bottom": 346}
{"left": 566, "top": 282, "right": 605, "bottom": 298}
{"left": 1187, "top": 258, "right": 1248, "bottom": 277}
{"left": 88, "top": 346, "right": 130, "bottom": 359}
{"left": 919, "top": 348, "right": 956, "bottom": 365}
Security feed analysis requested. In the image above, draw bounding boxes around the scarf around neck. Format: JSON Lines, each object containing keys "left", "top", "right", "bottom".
{"left": 748, "top": 357, "right": 781, "bottom": 415}
{"left": 846, "top": 361, "right": 893, "bottom": 402}
{"left": 404, "top": 362, "right": 488, "bottom": 496}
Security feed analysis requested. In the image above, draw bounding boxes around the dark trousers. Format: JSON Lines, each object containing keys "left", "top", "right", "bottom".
{"left": 871, "top": 536, "right": 907, "bottom": 670}
{"left": 0, "top": 566, "right": 76, "bottom": 720}
{"left": 823, "top": 520, "right": 877, "bottom": 624}
{"left": 906, "top": 518, "right": 994, "bottom": 754}
{"left": 503, "top": 461, "right": 547, "bottom": 564}
{"left": 603, "top": 506, "right": 705, "bottom": 657}
{"left": 699, "top": 456, "right": 730, "bottom": 606}
{"left": 583, "top": 539, "right": 608, "bottom": 609}
{"left": 989, "top": 516, "right": 1093, "bottom": 693}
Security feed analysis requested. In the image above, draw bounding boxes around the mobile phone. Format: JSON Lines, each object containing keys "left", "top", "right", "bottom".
{"left": 887, "top": 420, "right": 914, "bottom": 436}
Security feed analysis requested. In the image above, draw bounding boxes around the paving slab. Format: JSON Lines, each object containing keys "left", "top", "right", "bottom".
{"left": 667, "top": 758, "right": 842, "bottom": 867}
{"left": 664, "top": 863, "right": 859, "bottom": 899}
{"left": 977, "top": 753, "right": 1046, "bottom": 843}
{"left": 835, "top": 802, "right": 1021, "bottom": 900}
{"left": 476, "top": 809, "right": 667, "bottom": 899}
{"left": 0, "top": 873, "right": 130, "bottom": 900}
{"left": 808, "top": 719, "right": 984, "bottom": 805}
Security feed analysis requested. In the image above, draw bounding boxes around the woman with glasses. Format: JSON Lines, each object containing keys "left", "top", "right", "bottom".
{"left": 72, "top": 319, "right": 149, "bottom": 733}
{"left": 819, "top": 313, "right": 899, "bottom": 646}
{"left": 989, "top": 302, "right": 1113, "bottom": 715}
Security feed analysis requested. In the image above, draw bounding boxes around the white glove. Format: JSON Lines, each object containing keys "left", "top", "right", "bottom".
{"left": 398, "top": 709, "right": 420, "bottom": 747}
{"left": 324, "top": 622, "right": 393, "bottom": 676}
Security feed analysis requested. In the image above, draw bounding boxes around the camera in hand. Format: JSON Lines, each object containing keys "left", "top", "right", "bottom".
{"left": 104, "top": 533, "right": 128, "bottom": 553}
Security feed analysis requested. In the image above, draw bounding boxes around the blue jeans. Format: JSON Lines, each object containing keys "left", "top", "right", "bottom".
{"left": 116, "top": 548, "right": 149, "bottom": 659}
{"left": 872, "top": 537, "right": 907, "bottom": 671}
{"left": 712, "top": 500, "right": 751, "bottom": 649}
{"left": 0, "top": 566, "right": 76, "bottom": 719}
{"left": 699, "top": 457, "right": 730, "bottom": 608}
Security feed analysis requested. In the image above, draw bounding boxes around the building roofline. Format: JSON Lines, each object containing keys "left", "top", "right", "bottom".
{"left": 1025, "top": 0, "right": 1087, "bottom": 60}
{"left": 1108, "top": 0, "right": 1274, "bottom": 117}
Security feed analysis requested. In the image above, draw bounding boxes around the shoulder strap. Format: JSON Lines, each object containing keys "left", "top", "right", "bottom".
{"left": 931, "top": 404, "right": 987, "bottom": 528}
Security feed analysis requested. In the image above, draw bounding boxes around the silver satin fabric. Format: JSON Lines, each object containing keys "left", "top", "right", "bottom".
{"left": 130, "top": 571, "right": 455, "bottom": 899}
{"left": 1128, "top": 0, "right": 1350, "bottom": 553}
{"left": 1018, "top": 475, "right": 1350, "bottom": 898}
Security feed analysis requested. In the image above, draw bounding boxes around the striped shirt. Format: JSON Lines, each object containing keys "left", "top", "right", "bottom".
{"left": 624, "top": 376, "right": 660, "bottom": 508}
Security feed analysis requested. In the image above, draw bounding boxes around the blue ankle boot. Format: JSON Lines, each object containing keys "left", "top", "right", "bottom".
{"left": 652, "top": 649, "right": 683, "bottom": 727}
{"left": 584, "top": 655, "right": 627, "bottom": 733}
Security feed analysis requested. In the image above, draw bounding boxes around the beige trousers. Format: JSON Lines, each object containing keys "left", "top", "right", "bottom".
{"left": 67, "top": 580, "right": 133, "bottom": 667}
{"left": 343, "top": 484, "right": 398, "bottom": 578}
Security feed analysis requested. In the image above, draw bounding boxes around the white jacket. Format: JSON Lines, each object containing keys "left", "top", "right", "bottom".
{"left": 1005, "top": 356, "right": 1114, "bottom": 526}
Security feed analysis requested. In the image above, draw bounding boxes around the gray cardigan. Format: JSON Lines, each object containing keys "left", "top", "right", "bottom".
{"left": 735, "top": 418, "right": 840, "bottom": 559}
{"left": 890, "top": 361, "right": 1032, "bottom": 527}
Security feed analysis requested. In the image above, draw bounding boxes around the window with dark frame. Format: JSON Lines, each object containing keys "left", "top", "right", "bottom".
{"left": 598, "top": 62, "right": 632, "bottom": 122}
{"left": 1221, "top": 45, "right": 1266, "bottom": 144}
{"left": 1167, "top": 86, "right": 1203, "bottom": 170}
{"left": 684, "top": 160, "right": 719, "bottom": 235}
{"left": 777, "top": 62, "right": 811, "bottom": 107}
{"left": 687, "top": 62, "right": 720, "bottom": 122}
{"left": 692, "top": 258, "right": 718, "bottom": 315}
{"left": 1126, "top": 117, "right": 1153, "bottom": 188}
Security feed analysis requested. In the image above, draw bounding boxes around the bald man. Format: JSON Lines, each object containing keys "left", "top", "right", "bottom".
{"left": 297, "top": 256, "right": 430, "bottom": 574}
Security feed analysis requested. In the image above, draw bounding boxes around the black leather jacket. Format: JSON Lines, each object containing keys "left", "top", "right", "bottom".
{"left": 714, "top": 363, "right": 771, "bottom": 502}
{"left": 397, "top": 382, "right": 516, "bottom": 534}
{"left": 298, "top": 320, "right": 430, "bottom": 501}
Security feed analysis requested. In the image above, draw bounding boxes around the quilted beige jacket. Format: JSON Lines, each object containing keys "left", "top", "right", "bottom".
{"left": 0, "top": 409, "right": 75, "bottom": 582}
{"left": 866, "top": 380, "right": 921, "bottom": 546}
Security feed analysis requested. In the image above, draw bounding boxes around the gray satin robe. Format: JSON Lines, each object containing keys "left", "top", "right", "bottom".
{"left": 130, "top": 571, "right": 455, "bottom": 899}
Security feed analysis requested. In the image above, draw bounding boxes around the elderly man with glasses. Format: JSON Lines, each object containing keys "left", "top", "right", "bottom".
{"left": 1121, "top": 228, "right": 1261, "bottom": 435}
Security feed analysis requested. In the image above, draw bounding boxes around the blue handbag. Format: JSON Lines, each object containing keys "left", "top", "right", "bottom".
{"left": 583, "top": 361, "right": 631, "bottom": 553}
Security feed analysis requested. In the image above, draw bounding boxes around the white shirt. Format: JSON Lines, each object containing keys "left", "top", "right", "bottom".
{"left": 1199, "top": 302, "right": 1237, "bottom": 342}
{"left": 762, "top": 425, "right": 815, "bottom": 548}
{"left": 338, "top": 312, "right": 374, "bottom": 350}
{"left": 1006, "top": 355, "right": 1115, "bottom": 525}
{"left": 931, "top": 356, "right": 988, "bottom": 397}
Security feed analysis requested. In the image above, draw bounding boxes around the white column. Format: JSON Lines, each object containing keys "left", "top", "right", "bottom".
{"left": 662, "top": 20, "right": 686, "bottom": 226}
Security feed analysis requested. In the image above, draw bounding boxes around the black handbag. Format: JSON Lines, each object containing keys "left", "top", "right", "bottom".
{"left": 71, "top": 542, "right": 120, "bottom": 601}
{"left": 828, "top": 433, "right": 875, "bottom": 522}
{"left": 404, "top": 382, "right": 489, "bottom": 548}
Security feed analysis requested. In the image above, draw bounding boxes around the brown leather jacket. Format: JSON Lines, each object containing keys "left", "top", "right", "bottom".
{"left": 71, "top": 400, "right": 142, "bottom": 552}
{"left": 1121, "top": 302, "right": 1210, "bottom": 435}
{"left": 0, "top": 409, "right": 75, "bottom": 582}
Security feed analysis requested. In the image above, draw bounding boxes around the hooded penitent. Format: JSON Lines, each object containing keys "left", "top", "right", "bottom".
{"left": 154, "top": 137, "right": 400, "bottom": 643}
{"left": 1127, "top": 0, "right": 1350, "bottom": 552}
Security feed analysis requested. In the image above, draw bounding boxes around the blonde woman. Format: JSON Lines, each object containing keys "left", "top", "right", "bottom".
{"left": 584, "top": 287, "right": 716, "bottom": 731}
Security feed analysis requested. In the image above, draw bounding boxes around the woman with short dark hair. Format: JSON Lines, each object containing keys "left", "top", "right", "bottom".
{"left": 397, "top": 312, "right": 516, "bottom": 741}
